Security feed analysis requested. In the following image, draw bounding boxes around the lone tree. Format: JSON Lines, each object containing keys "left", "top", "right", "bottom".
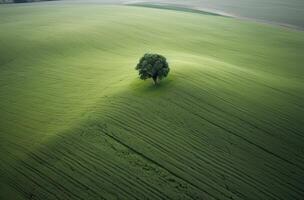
{"left": 135, "top": 53, "right": 170, "bottom": 85}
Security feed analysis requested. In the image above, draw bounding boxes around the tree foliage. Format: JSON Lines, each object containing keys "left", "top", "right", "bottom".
{"left": 135, "top": 53, "right": 170, "bottom": 84}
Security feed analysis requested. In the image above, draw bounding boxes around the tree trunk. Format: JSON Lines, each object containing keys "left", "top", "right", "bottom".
{"left": 152, "top": 76, "right": 158, "bottom": 85}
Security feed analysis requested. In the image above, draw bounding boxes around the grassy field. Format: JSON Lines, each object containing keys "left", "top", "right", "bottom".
{"left": 56, "top": 0, "right": 304, "bottom": 29}
{"left": 0, "top": 3, "right": 304, "bottom": 200}
{"left": 134, "top": 0, "right": 304, "bottom": 29}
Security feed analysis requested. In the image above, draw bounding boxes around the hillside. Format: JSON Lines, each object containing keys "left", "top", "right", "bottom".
{"left": 127, "top": 0, "right": 304, "bottom": 29}
{"left": 0, "top": 0, "right": 55, "bottom": 3}
{"left": 0, "top": 3, "right": 304, "bottom": 200}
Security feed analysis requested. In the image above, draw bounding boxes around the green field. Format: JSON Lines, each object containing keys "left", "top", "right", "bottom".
{"left": 0, "top": 3, "right": 304, "bottom": 200}
{"left": 131, "top": 0, "right": 304, "bottom": 29}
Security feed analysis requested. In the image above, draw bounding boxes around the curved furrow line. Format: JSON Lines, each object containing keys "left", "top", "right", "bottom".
{"left": 226, "top": 68, "right": 303, "bottom": 103}
{"left": 173, "top": 90, "right": 300, "bottom": 163}
{"left": 199, "top": 89, "right": 304, "bottom": 141}
{"left": 6, "top": 178, "right": 34, "bottom": 200}
{"left": 15, "top": 156, "right": 87, "bottom": 200}
{"left": 1, "top": 158, "right": 63, "bottom": 200}
{"left": 186, "top": 126, "right": 304, "bottom": 194}
{"left": 262, "top": 162, "right": 304, "bottom": 198}
{"left": 96, "top": 118, "right": 173, "bottom": 156}
{"left": 103, "top": 102, "right": 235, "bottom": 159}
{"left": 37, "top": 144, "right": 143, "bottom": 200}
{"left": 182, "top": 89, "right": 277, "bottom": 136}
{"left": 187, "top": 76, "right": 304, "bottom": 138}
{"left": 164, "top": 98, "right": 302, "bottom": 197}
{"left": 103, "top": 112, "right": 216, "bottom": 167}
{"left": 98, "top": 115, "right": 247, "bottom": 199}
{"left": 57, "top": 143, "right": 167, "bottom": 200}
{"left": 189, "top": 148, "right": 287, "bottom": 200}
{"left": 121, "top": 84, "right": 299, "bottom": 145}
{"left": 187, "top": 130, "right": 304, "bottom": 199}
{"left": 6, "top": 142, "right": 120, "bottom": 200}
{"left": 103, "top": 108, "right": 212, "bottom": 159}
{"left": 192, "top": 64, "right": 302, "bottom": 102}
{"left": 187, "top": 70, "right": 303, "bottom": 134}
{"left": 189, "top": 137, "right": 304, "bottom": 199}
{"left": 69, "top": 133, "right": 196, "bottom": 200}
{"left": 59, "top": 133, "right": 172, "bottom": 200}
{"left": 171, "top": 98, "right": 304, "bottom": 171}
{"left": 98, "top": 127, "right": 224, "bottom": 200}
{"left": 103, "top": 111, "right": 290, "bottom": 200}
{"left": 169, "top": 92, "right": 304, "bottom": 165}
{"left": 180, "top": 90, "right": 304, "bottom": 162}
{"left": 0, "top": 161, "right": 46, "bottom": 200}
{"left": 51, "top": 93, "right": 304, "bottom": 198}
{"left": 47, "top": 148, "right": 124, "bottom": 200}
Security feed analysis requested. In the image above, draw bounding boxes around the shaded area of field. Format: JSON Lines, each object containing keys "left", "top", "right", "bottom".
{"left": 126, "top": 3, "right": 224, "bottom": 17}
{"left": 0, "top": 3, "right": 304, "bottom": 200}
{"left": 30, "top": 0, "right": 304, "bottom": 30}
{"left": 129, "top": 0, "right": 304, "bottom": 29}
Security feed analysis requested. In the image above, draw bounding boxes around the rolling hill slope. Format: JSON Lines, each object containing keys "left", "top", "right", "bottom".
{"left": 41, "top": 0, "right": 304, "bottom": 29}
{"left": 0, "top": 3, "right": 304, "bottom": 200}
{"left": 126, "top": 0, "right": 304, "bottom": 29}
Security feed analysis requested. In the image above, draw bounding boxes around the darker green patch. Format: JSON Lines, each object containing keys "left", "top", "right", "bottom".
{"left": 127, "top": 3, "right": 225, "bottom": 17}
{"left": 130, "top": 75, "right": 175, "bottom": 95}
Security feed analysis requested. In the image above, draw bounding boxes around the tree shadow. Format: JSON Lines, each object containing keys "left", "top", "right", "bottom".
{"left": 129, "top": 74, "right": 177, "bottom": 95}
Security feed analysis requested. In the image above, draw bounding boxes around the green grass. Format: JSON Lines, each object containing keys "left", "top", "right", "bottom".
{"left": 126, "top": 0, "right": 304, "bottom": 29}
{"left": 0, "top": 3, "right": 304, "bottom": 200}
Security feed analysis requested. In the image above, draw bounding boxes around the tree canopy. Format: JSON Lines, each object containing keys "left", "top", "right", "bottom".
{"left": 135, "top": 53, "right": 170, "bottom": 84}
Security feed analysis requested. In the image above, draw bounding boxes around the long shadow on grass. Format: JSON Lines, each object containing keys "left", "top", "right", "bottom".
{"left": 2, "top": 71, "right": 304, "bottom": 200}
